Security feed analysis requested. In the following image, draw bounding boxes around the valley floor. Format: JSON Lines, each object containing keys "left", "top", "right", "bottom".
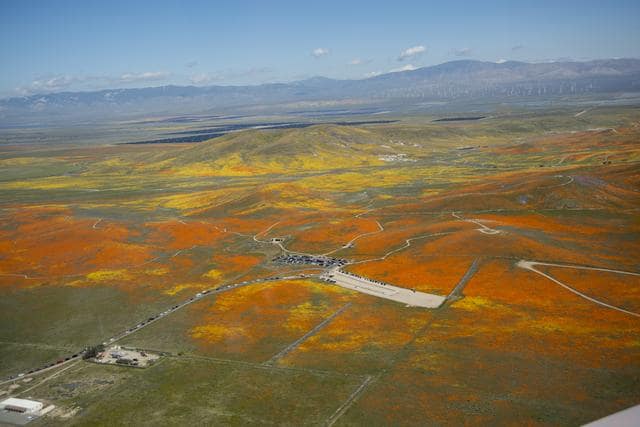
{"left": 0, "top": 106, "right": 639, "bottom": 425}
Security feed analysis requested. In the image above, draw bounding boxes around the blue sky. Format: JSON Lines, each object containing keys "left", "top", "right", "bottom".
{"left": 1, "top": 0, "right": 639, "bottom": 97}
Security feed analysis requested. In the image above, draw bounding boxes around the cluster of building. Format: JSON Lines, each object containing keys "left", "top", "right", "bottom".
{"left": 94, "top": 346, "right": 159, "bottom": 368}
{"left": 273, "top": 254, "right": 347, "bottom": 268}
{"left": 0, "top": 397, "right": 54, "bottom": 424}
{"left": 1, "top": 398, "right": 43, "bottom": 415}
{"left": 378, "top": 153, "right": 416, "bottom": 162}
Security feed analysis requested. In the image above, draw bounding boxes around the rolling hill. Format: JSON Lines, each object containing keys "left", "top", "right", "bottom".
{"left": 146, "top": 125, "right": 393, "bottom": 176}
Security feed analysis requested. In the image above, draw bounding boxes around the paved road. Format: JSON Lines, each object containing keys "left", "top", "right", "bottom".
{"left": 2, "top": 212, "right": 445, "bottom": 385}
{"left": 108, "top": 274, "right": 311, "bottom": 345}
{"left": 0, "top": 354, "right": 81, "bottom": 387}
{"left": 0, "top": 273, "right": 311, "bottom": 386}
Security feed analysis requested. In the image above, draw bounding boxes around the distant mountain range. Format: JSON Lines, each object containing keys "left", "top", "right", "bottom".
{"left": 2, "top": 59, "right": 640, "bottom": 125}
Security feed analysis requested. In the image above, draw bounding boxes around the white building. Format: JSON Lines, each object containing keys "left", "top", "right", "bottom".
{"left": 0, "top": 397, "right": 44, "bottom": 414}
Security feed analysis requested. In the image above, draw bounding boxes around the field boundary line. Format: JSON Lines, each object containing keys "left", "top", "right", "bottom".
{"left": 265, "top": 302, "right": 352, "bottom": 365}
{"left": 445, "top": 257, "right": 481, "bottom": 302}
{"left": 176, "top": 354, "right": 360, "bottom": 379}
{"left": 325, "top": 375, "right": 373, "bottom": 426}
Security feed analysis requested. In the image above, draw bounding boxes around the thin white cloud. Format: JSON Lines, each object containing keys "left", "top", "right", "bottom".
{"left": 495, "top": 59, "right": 508, "bottom": 64}
{"left": 24, "top": 75, "right": 80, "bottom": 93}
{"left": 349, "top": 58, "right": 372, "bottom": 66}
{"left": 16, "top": 74, "right": 98, "bottom": 95}
{"left": 190, "top": 73, "right": 221, "bottom": 85}
{"left": 15, "top": 71, "right": 172, "bottom": 95}
{"left": 190, "top": 67, "right": 274, "bottom": 85}
{"left": 389, "top": 64, "right": 418, "bottom": 73}
{"left": 398, "top": 45, "right": 426, "bottom": 61}
{"left": 312, "top": 47, "right": 330, "bottom": 58}
{"left": 311, "top": 47, "right": 329, "bottom": 58}
{"left": 452, "top": 47, "right": 472, "bottom": 57}
{"left": 364, "top": 70, "right": 382, "bottom": 78}
{"left": 117, "top": 71, "right": 169, "bottom": 83}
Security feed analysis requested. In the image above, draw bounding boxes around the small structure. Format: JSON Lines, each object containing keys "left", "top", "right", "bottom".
{"left": 1, "top": 398, "right": 43, "bottom": 414}
{"left": 94, "top": 345, "right": 160, "bottom": 368}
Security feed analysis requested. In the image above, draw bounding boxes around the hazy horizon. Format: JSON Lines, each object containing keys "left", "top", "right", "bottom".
{"left": 2, "top": 0, "right": 640, "bottom": 98}
{"left": 3, "top": 57, "right": 639, "bottom": 100}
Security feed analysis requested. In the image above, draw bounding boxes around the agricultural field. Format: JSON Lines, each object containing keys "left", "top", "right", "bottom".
{"left": 0, "top": 106, "right": 639, "bottom": 425}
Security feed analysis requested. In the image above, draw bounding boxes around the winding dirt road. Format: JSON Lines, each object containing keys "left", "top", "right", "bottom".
{"left": 452, "top": 211, "right": 501, "bottom": 235}
{"left": 517, "top": 260, "right": 640, "bottom": 318}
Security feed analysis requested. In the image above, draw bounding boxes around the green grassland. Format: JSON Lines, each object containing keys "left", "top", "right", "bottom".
{"left": 0, "top": 285, "right": 181, "bottom": 378}
{"left": 27, "top": 357, "right": 364, "bottom": 426}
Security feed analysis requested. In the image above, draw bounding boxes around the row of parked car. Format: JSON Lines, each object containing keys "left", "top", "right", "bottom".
{"left": 9, "top": 351, "right": 82, "bottom": 380}
{"left": 273, "top": 254, "right": 347, "bottom": 268}
{"left": 4, "top": 274, "right": 311, "bottom": 383}
{"left": 5, "top": 288, "right": 221, "bottom": 382}
{"left": 338, "top": 270, "right": 392, "bottom": 287}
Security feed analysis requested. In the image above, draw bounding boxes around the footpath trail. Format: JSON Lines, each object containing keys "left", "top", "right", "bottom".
{"left": 16, "top": 360, "right": 82, "bottom": 396}
{"left": 322, "top": 220, "right": 384, "bottom": 257}
{"left": 253, "top": 221, "right": 318, "bottom": 257}
{"left": 574, "top": 108, "right": 591, "bottom": 117}
{"left": 452, "top": 211, "right": 500, "bottom": 235}
{"left": 351, "top": 232, "right": 452, "bottom": 266}
{"left": 538, "top": 175, "right": 574, "bottom": 189}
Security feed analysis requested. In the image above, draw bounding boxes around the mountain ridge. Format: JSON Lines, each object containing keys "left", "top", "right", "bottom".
{"left": 2, "top": 58, "right": 639, "bottom": 124}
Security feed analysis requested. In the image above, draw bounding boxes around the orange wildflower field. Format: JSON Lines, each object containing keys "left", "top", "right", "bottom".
{"left": 1, "top": 110, "right": 639, "bottom": 425}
